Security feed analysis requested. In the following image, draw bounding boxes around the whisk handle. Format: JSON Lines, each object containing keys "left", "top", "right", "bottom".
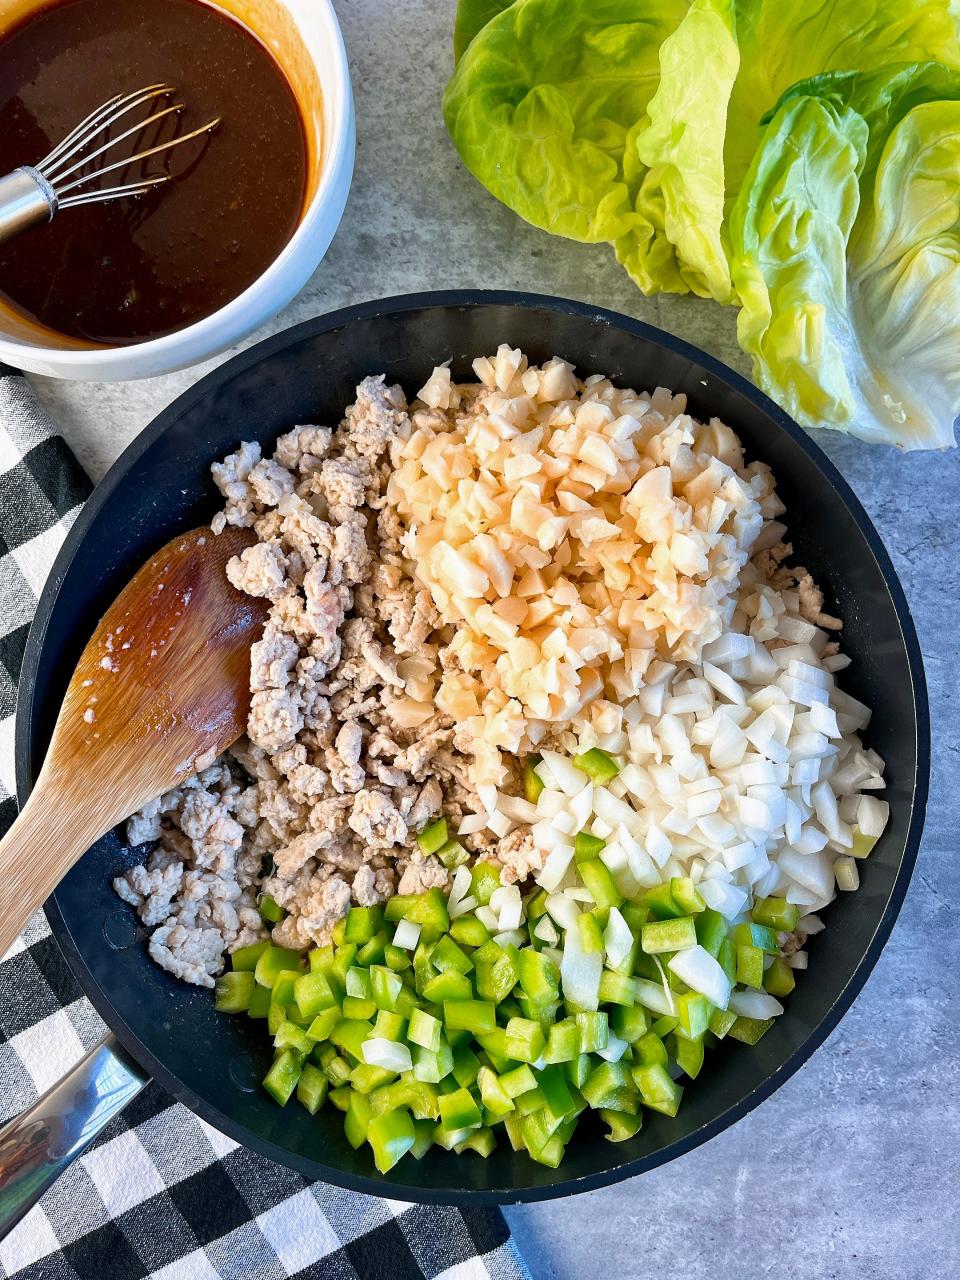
{"left": 0, "top": 168, "right": 56, "bottom": 246}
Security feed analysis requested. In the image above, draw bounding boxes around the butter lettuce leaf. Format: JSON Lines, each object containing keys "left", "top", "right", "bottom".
{"left": 453, "top": 0, "right": 516, "bottom": 63}
{"left": 444, "top": 0, "right": 688, "bottom": 250}
{"left": 444, "top": 0, "right": 740, "bottom": 298}
{"left": 729, "top": 64, "right": 960, "bottom": 448}
{"left": 617, "top": 0, "right": 739, "bottom": 301}
{"left": 725, "top": 0, "right": 960, "bottom": 193}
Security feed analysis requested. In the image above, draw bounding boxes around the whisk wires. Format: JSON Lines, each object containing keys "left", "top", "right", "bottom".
{"left": 35, "top": 84, "right": 220, "bottom": 210}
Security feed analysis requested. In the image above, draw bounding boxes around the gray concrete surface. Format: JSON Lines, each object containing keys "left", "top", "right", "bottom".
{"left": 25, "top": 2, "right": 959, "bottom": 1276}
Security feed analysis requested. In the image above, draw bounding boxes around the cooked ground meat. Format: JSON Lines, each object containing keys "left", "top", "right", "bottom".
{"left": 116, "top": 377, "right": 489, "bottom": 984}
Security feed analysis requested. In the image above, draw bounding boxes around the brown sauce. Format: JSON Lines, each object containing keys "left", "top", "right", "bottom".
{"left": 0, "top": 0, "right": 307, "bottom": 345}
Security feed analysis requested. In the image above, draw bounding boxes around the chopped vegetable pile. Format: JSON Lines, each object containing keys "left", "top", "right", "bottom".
{"left": 444, "top": 0, "right": 960, "bottom": 449}
{"left": 216, "top": 870, "right": 793, "bottom": 1173}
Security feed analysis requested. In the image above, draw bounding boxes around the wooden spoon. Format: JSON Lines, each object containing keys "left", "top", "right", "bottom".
{"left": 0, "top": 525, "right": 268, "bottom": 958}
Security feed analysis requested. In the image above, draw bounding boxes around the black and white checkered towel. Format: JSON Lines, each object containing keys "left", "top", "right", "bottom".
{"left": 0, "top": 365, "right": 530, "bottom": 1280}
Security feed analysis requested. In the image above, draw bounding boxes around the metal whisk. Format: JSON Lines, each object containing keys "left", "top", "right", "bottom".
{"left": 0, "top": 85, "right": 220, "bottom": 246}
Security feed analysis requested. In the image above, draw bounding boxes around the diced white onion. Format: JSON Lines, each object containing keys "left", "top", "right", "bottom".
{"left": 728, "top": 989, "right": 784, "bottom": 1019}
{"left": 363, "top": 1038, "right": 412, "bottom": 1072}
{"left": 667, "top": 945, "right": 731, "bottom": 1009}
{"left": 392, "top": 919, "right": 421, "bottom": 950}
{"left": 603, "top": 907, "right": 634, "bottom": 969}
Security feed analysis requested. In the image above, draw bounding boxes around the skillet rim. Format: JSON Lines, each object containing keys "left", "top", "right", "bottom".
{"left": 14, "top": 289, "right": 930, "bottom": 1203}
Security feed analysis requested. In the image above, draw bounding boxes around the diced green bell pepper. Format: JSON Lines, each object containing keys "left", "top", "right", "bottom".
{"left": 727, "top": 1015, "right": 774, "bottom": 1045}
{"left": 471, "top": 862, "right": 501, "bottom": 906}
{"left": 764, "top": 956, "right": 796, "bottom": 997}
{"left": 602, "top": 1109, "right": 643, "bottom": 1142}
{"left": 544, "top": 1018, "right": 580, "bottom": 1063}
{"left": 499, "top": 1063, "right": 537, "bottom": 1098}
{"left": 263, "top": 1050, "right": 302, "bottom": 1106}
{"left": 444, "top": 1000, "right": 496, "bottom": 1037}
{"left": 258, "top": 894, "right": 284, "bottom": 923}
{"left": 641, "top": 916, "right": 697, "bottom": 954}
{"left": 385, "top": 888, "right": 450, "bottom": 940}
{"left": 574, "top": 831, "right": 605, "bottom": 862}
{"left": 274, "top": 1020, "right": 313, "bottom": 1055}
{"left": 410, "top": 1118, "right": 435, "bottom": 1159}
{"left": 296, "top": 1063, "right": 328, "bottom": 1114}
{"left": 518, "top": 948, "right": 560, "bottom": 1006}
{"left": 477, "top": 1066, "right": 515, "bottom": 1118}
{"left": 730, "top": 922, "right": 779, "bottom": 954}
{"left": 344, "top": 1091, "right": 372, "bottom": 1148}
{"left": 598, "top": 970, "right": 638, "bottom": 1007}
{"left": 752, "top": 896, "right": 800, "bottom": 932}
{"left": 436, "top": 839, "right": 469, "bottom": 870}
{"left": 574, "top": 748, "right": 619, "bottom": 784}
{"left": 254, "top": 946, "right": 305, "bottom": 988}
{"left": 611, "top": 1005, "right": 649, "bottom": 1044}
{"left": 408, "top": 1007, "right": 442, "bottom": 1052}
{"left": 369, "top": 965, "right": 403, "bottom": 1011}
{"left": 670, "top": 876, "right": 705, "bottom": 914}
{"left": 565, "top": 1053, "right": 591, "bottom": 1089}
{"left": 523, "top": 756, "right": 545, "bottom": 803}
{"left": 328, "top": 1084, "right": 352, "bottom": 1110}
{"left": 232, "top": 940, "right": 270, "bottom": 971}
{"left": 474, "top": 942, "right": 519, "bottom": 1003}
{"left": 537, "top": 1065, "right": 575, "bottom": 1119}
{"left": 246, "top": 983, "right": 271, "bottom": 1019}
{"left": 668, "top": 1032, "right": 704, "bottom": 1079}
{"left": 423, "top": 970, "right": 472, "bottom": 1003}
{"left": 367, "top": 1107, "right": 416, "bottom": 1173}
{"left": 634, "top": 1031, "right": 668, "bottom": 1067}
{"left": 579, "top": 859, "right": 623, "bottom": 910}
{"left": 675, "top": 991, "right": 710, "bottom": 1040}
{"left": 581, "top": 1061, "right": 638, "bottom": 1112}
{"left": 306, "top": 1005, "right": 341, "bottom": 1042}
{"left": 342, "top": 996, "right": 377, "bottom": 1021}
{"left": 384, "top": 943, "right": 411, "bottom": 971}
{"left": 643, "top": 883, "right": 686, "bottom": 920}
{"left": 632, "top": 1063, "right": 683, "bottom": 1116}
{"left": 695, "top": 908, "right": 727, "bottom": 957}
{"left": 439, "top": 1086, "right": 482, "bottom": 1131}
{"left": 575, "top": 1011, "right": 609, "bottom": 1054}
{"left": 214, "top": 971, "right": 255, "bottom": 1013}
{"left": 417, "top": 817, "right": 448, "bottom": 855}
{"left": 708, "top": 1007, "right": 738, "bottom": 1038}
{"left": 373, "top": 1010, "right": 406, "bottom": 1042}
{"left": 431, "top": 935, "right": 474, "bottom": 975}
{"left": 350, "top": 1063, "right": 396, "bottom": 1095}
{"left": 357, "top": 931, "right": 388, "bottom": 966}
{"left": 450, "top": 914, "right": 491, "bottom": 947}
{"left": 452, "top": 1043, "right": 482, "bottom": 1088}
{"left": 345, "top": 905, "right": 385, "bottom": 945}
{"left": 505, "top": 1017, "right": 547, "bottom": 1063}
{"left": 736, "top": 943, "right": 765, "bottom": 989}
{"left": 577, "top": 911, "right": 606, "bottom": 954}
{"left": 330, "top": 1018, "right": 372, "bottom": 1061}
{"left": 456, "top": 1128, "right": 496, "bottom": 1157}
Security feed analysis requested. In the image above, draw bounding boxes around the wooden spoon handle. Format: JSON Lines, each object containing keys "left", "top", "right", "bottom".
{"left": 0, "top": 784, "right": 105, "bottom": 958}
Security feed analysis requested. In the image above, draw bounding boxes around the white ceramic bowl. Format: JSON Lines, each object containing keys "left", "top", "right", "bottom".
{"left": 0, "top": 0, "right": 354, "bottom": 380}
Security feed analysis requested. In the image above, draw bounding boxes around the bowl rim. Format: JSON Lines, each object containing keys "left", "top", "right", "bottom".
{"left": 16, "top": 289, "right": 930, "bottom": 1203}
{"left": 0, "top": 0, "right": 352, "bottom": 374}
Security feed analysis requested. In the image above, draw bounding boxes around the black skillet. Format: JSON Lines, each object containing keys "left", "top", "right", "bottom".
{"left": 10, "top": 292, "right": 929, "bottom": 1208}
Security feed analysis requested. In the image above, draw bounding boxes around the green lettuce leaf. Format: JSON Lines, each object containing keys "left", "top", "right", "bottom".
{"left": 444, "top": 0, "right": 689, "bottom": 250}
{"left": 454, "top": 0, "right": 517, "bottom": 63}
{"left": 616, "top": 0, "right": 739, "bottom": 301}
{"left": 726, "top": 0, "right": 960, "bottom": 194}
{"left": 729, "top": 63, "right": 960, "bottom": 448}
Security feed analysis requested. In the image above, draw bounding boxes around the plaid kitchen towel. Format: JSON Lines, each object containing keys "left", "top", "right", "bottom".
{"left": 0, "top": 365, "right": 530, "bottom": 1280}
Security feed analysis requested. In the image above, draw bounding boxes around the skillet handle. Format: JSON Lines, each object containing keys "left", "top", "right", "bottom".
{"left": 0, "top": 1034, "right": 150, "bottom": 1239}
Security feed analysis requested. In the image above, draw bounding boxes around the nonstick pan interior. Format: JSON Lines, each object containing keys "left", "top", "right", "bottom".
{"left": 15, "top": 293, "right": 928, "bottom": 1202}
